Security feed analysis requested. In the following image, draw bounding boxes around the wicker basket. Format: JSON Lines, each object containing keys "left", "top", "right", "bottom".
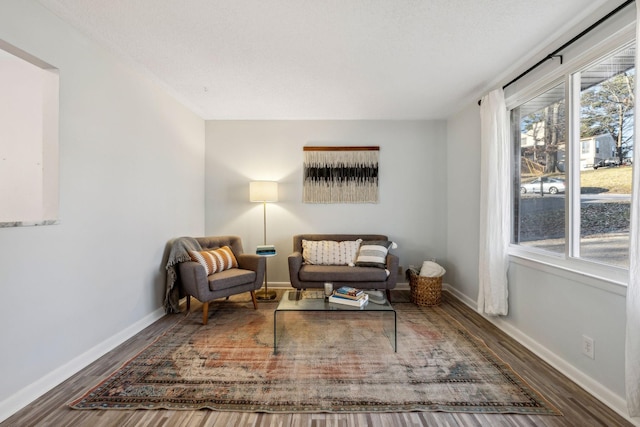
{"left": 409, "top": 272, "right": 442, "bottom": 306}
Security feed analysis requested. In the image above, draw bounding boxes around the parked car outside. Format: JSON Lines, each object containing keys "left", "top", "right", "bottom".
{"left": 593, "top": 158, "right": 620, "bottom": 169}
{"left": 520, "top": 177, "right": 565, "bottom": 194}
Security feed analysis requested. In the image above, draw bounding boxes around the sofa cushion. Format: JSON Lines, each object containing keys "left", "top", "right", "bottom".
{"left": 302, "top": 239, "right": 362, "bottom": 266}
{"left": 188, "top": 246, "right": 238, "bottom": 275}
{"left": 299, "top": 264, "right": 388, "bottom": 282}
{"left": 355, "top": 240, "right": 393, "bottom": 268}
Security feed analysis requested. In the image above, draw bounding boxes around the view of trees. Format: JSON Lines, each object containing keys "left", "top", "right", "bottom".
{"left": 520, "top": 66, "right": 635, "bottom": 173}
{"left": 581, "top": 71, "right": 635, "bottom": 163}
{"left": 521, "top": 99, "right": 566, "bottom": 174}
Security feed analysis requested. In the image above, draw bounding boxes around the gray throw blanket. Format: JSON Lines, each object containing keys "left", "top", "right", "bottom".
{"left": 164, "top": 236, "right": 202, "bottom": 313}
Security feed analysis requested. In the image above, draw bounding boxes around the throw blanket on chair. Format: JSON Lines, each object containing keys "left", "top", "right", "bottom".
{"left": 164, "top": 236, "right": 202, "bottom": 313}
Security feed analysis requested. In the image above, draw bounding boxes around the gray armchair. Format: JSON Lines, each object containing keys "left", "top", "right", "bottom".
{"left": 178, "top": 236, "right": 265, "bottom": 324}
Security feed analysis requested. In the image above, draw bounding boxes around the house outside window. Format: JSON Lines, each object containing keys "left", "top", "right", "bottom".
{"left": 510, "top": 41, "right": 634, "bottom": 272}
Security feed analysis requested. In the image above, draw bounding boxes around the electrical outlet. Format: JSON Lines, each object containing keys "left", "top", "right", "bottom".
{"left": 582, "top": 335, "right": 595, "bottom": 359}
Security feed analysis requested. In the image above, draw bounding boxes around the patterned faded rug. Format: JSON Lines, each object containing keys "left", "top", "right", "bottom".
{"left": 70, "top": 297, "right": 561, "bottom": 415}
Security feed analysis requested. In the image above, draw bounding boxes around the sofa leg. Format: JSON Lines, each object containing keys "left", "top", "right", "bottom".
{"left": 250, "top": 291, "right": 258, "bottom": 309}
{"left": 186, "top": 295, "right": 191, "bottom": 311}
{"left": 386, "top": 289, "right": 392, "bottom": 303}
{"left": 202, "top": 301, "right": 209, "bottom": 325}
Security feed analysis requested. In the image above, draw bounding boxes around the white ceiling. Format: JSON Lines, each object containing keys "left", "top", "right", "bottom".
{"left": 37, "top": 0, "right": 613, "bottom": 120}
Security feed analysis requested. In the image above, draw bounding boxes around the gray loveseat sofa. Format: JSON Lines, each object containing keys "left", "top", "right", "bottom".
{"left": 288, "top": 234, "right": 399, "bottom": 301}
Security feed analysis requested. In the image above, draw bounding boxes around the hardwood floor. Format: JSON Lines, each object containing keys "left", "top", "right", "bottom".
{"left": 1, "top": 290, "right": 634, "bottom": 427}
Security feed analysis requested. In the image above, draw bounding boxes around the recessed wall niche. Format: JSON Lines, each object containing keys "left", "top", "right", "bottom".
{"left": 0, "top": 40, "right": 59, "bottom": 227}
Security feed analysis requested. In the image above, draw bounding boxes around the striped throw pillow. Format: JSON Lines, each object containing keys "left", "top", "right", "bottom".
{"left": 355, "top": 240, "right": 393, "bottom": 268}
{"left": 188, "top": 246, "right": 238, "bottom": 275}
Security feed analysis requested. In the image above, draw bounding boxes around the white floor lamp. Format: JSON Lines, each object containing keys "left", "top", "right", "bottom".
{"left": 250, "top": 181, "right": 278, "bottom": 300}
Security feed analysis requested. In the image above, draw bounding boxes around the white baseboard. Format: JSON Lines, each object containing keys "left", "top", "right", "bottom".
{"left": 0, "top": 307, "right": 165, "bottom": 424}
{"left": 443, "top": 284, "right": 639, "bottom": 426}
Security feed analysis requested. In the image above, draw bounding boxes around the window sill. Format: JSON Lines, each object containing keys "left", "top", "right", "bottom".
{"left": 0, "top": 220, "right": 59, "bottom": 228}
{"left": 508, "top": 246, "right": 627, "bottom": 296}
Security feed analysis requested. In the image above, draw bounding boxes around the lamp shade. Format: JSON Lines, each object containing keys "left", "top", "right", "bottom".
{"left": 250, "top": 181, "right": 278, "bottom": 202}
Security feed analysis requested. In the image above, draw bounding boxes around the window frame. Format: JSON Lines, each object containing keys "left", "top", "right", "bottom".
{"left": 505, "top": 27, "right": 635, "bottom": 288}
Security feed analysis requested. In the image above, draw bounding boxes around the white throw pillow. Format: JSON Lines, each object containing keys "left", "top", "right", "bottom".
{"left": 302, "top": 239, "right": 362, "bottom": 265}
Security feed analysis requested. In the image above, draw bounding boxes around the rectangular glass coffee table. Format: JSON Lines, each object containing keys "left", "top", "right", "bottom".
{"left": 273, "top": 290, "right": 397, "bottom": 354}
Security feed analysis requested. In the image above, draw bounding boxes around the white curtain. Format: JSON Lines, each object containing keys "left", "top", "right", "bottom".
{"left": 478, "top": 88, "right": 510, "bottom": 316}
{"left": 625, "top": 3, "right": 640, "bottom": 417}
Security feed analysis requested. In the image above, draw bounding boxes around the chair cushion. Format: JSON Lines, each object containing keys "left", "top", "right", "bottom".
{"left": 188, "top": 246, "right": 238, "bottom": 275}
{"left": 208, "top": 268, "right": 256, "bottom": 291}
{"left": 302, "top": 239, "right": 362, "bottom": 266}
{"left": 355, "top": 240, "right": 393, "bottom": 268}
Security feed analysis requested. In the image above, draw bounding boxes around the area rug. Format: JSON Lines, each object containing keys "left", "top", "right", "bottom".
{"left": 70, "top": 298, "right": 561, "bottom": 415}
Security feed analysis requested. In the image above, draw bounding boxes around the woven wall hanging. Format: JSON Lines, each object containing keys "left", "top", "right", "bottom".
{"left": 303, "top": 146, "right": 379, "bottom": 203}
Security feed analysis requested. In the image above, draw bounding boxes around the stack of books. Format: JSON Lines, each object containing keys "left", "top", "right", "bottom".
{"left": 328, "top": 286, "right": 369, "bottom": 307}
{"left": 256, "top": 245, "right": 276, "bottom": 255}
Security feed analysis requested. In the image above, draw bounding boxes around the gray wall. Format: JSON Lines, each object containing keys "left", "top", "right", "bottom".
{"left": 446, "top": 101, "right": 481, "bottom": 299}
{"left": 446, "top": 102, "right": 629, "bottom": 414}
{"left": 204, "top": 120, "right": 448, "bottom": 283}
{"left": 0, "top": 0, "right": 205, "bottom": 415}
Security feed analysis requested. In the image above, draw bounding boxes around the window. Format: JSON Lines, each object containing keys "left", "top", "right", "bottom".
{"left": 511, "top": 42, "right": 634, "bottom": 270}
{"left": 512, "top": 83, "right": 566, "bottom": 255}
{"left": 576, "top": 46, "right": 633, "bottom": 268}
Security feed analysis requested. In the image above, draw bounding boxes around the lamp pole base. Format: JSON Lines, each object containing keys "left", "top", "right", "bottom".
{"left": 256, "top": 289, "right": 277, "bottom": 300}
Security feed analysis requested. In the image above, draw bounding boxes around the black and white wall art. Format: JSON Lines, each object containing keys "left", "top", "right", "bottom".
{"left": 303, "top": 146, "right": 379, "bottom": 203}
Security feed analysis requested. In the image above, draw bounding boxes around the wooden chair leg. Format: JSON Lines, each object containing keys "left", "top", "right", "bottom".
{"left": 202, "top": 301, "right": 209, "bottom": 325}
{"left": 386, "top": 289, "right": 392, "bottom": 303}
{"left": 250, "top": 291, "right": 258, "bottom": 309}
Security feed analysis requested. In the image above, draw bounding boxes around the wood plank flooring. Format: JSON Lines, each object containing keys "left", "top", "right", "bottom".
{"left": 1, "top": 290, "right": 634, "bottom": 427}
